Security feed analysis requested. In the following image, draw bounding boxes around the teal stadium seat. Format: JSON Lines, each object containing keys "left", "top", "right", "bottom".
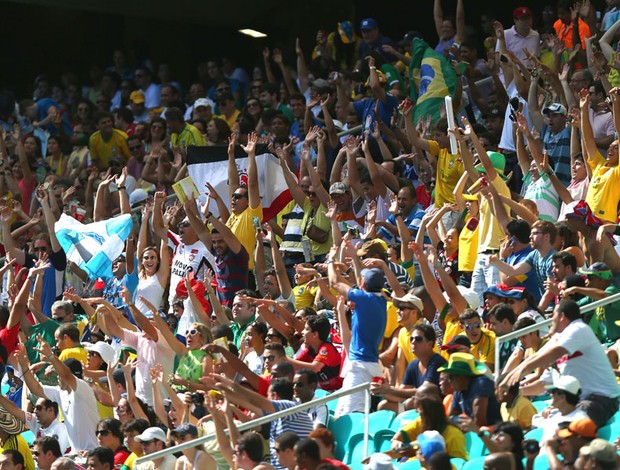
{"left": 328, "top": 412, "right": 364, "bottom": 461}
{"left": 464, "top": 432, "right": 488, "bottom": 458}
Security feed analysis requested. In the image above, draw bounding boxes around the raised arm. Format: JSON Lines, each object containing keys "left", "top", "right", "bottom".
{"left": 15, "top": 344, "right": 47, "bottom": 399}
{"left": 296, "top": 38, "right": 310, "bottom": 93}
{"left": 227, "top": 134, "right": 240, "bottom": 198}
{"left": 580, "top": 89, "right": 599, "bottom": 160}
{"left": 302, "top": 147, "right": 331, "bottom": 206}
{"left": 183, "top": 196, "right": 212, "bottom": 248}
{"left": 433, "top": 0, "right": 444, "bottom": 38}
{"left": 272, "top": 49, "right": 297, "bottom": 97}
{"left": 278, "top": 151, "right": 307, "bottom": 207}
{"left": 240, "top": 133, "right": 260, "bottom": 210}
{"left": 206, "top": 212, "right": 242, "bottom": 254}
{"left": 141, "top": 296, "right": 187, "bottom": 357}
{"left": 527, "top": 77, "right": 545, "bottom": 132}
{"left": 37, "top": 335, "right": 78, "bottom": 391}
{"left": 203, "top": 344, "right": 260, "bottom": 390}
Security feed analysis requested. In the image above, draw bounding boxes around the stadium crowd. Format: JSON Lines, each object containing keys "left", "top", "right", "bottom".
{"left": 2, "top": 0, "right": 620, "bottom": 469}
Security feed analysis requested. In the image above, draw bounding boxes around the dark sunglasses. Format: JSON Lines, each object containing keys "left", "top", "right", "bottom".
{"left": 265, "top": 354, "right": 276, "bottom": 361}
{"left": 32, "top": 451, "right": 40, "bottom": 457}
{"left": 410, "top": 335, "right": 426, "bottom": 343}
{"left": 34, "top": 405, "right": 45, "bottom": 411}
{"left": 232, "top": 193, "right": 248, "bottom": 200}
{"left": 96, "top": 430, "right": 110, "bottom": 436}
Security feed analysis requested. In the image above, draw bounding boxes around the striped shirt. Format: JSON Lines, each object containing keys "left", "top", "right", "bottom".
{"left": 270, "top": 400, "right": 314, "bottom": 469}
{"left": 541, "top": 125, "right": 571, "bottom": 186}
{"left": 215, "top": 246, "right": 249, "bottom": 307}
{"left": 281, "top": 204, "right": 305, "bottom": 253}
{"left": 522, "top": 172, "right": 560, "bottom": 222}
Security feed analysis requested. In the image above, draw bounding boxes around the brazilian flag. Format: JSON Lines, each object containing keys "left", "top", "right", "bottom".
{"left": 409, "top": 37, "right": 458, "bottom": 126}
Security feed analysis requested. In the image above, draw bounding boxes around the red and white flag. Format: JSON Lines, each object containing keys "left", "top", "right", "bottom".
{"left": 186, "top": 144, "right": 292, "bottom": 221}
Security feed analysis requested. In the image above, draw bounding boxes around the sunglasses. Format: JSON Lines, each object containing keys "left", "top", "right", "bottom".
{"left": 464, "top": 323, "right": 482, "bottom": 330}
{"left": 88, "top": 351, "right": 101, "bottom": 357}
{"left": 293, "top": 381, "right": 306, "bottom": 387}
{"left": 232, "top": 193, "right": 248, "bottom": 200}
{"left": 265, "top": 354, "right": 276, "bottom": 361}
{"left": 186, "top": 329, "right": 198, "bottom": 336}
{"left": 410, "top": 335, "right": 426, "bottom": 343}
{"left": 178, "top": 222, "right": 190, "bottom": 228}
{"left": 96, "top": 430, "right": 110, "bottom": 436}
{"left": 34, "top": 405, "right": 45, "bottom": 411}
{"left": 32, "top": 451, "right": 40, "bottom": 457}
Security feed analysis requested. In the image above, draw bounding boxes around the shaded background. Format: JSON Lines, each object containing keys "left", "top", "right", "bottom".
{"left": 0, "top": 0, "right": 607, "bottom": 96}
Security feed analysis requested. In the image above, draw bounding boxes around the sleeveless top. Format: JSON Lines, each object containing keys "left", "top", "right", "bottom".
{"left": 135, "top": 274, "right": 164, "bottom": 316}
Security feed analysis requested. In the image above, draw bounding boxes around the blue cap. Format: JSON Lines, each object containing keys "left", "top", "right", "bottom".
{"left": 172, "top": 422, "right": 198, "bottom": 437}
{"left": 360, "top": 268, "right": 385, "bottom": 292}
{"left": 360, "top": 18, "right": 378, "bottom": 30}
{"left": 417, "top": 431, "right": 446, "bottom": 460}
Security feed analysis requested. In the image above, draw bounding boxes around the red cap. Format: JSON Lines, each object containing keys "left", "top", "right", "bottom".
{"left": 513, "top": 6, "right": 532, "bottom": 19}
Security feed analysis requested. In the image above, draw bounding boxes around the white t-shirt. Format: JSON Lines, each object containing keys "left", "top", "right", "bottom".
{"left": 42, "top": 380, "right": 99, "bottom": 452}
{"left": 24, "top": 414, "right": 72, "bottom": 455}
{"left": 168, "top": 231, "right": 216, "bottom": 308}
{"left": 552, "top": 320, "right": 620, "bottom": 399}
{"left": 123, "top": 329, "right": 176, "bottom": 406}
{"left": 142, "top": 83, "right": 162, "bottom": 109}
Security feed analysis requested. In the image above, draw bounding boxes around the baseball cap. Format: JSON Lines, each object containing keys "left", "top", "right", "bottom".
{"left": 556, "top": 418, "right": 598, "bottom": 439}
{"left": 135, "top": 427, "right": 167, "bottom": 443}
{"left": 63, "top": 359, "right": 83, "bottom": 379}
{"left": 544, "top": 375, "right": 581, "bottom": 396}
{"left": 366, "top": 453, "right": 394, "bottom": 470}
{"left": 542, "top": 103, "right": 568, "bottom": 116}
{"left": 579, "top": 438, "right": 618, "bottom": 465}
{"left": 416, "top": 431, "right": 446, "bottom": 460}
{"left": 440, "top": 335, "right": 472, "bottom": 351}
{"left": 84, "top": 341, "right": 116, "bottom": 365}
{"left": 329, "top": 182, "right": 349, "bottom": 195}
{"left": 357, "top": 239, "right": 388, "bottom": 257}
{"left": 361, "top": 268, "right": 386, "bottom": 292}
{"left": 311, "top": 79, "right": 331, "bottom": 91}
{"left": 483, "top": 107, "right": 503, "bottom": 120}
{"left": 392, "top": 292, "right": 424, "bottom": 312}
{"left": 129, "top": 188, "right": 148, "bottom": 207}
{"left": 579, "top": 262, "right": 613, "bottom": 280}
{"left": 513, "top": 6, "right": 532, "bottom": 19}
{"left": 360, "top": 18, "right": 378, "bottom": 30}
{"left": 194, "top": 97, "right": 215, "bottom": 109}
{"left": 172, "top": 423, "right": 198, "bottom": 438}
{"left": 130, "top": 91, "right": 145, "bottom": 104}
{"left": 483, "top": 284, "right": 526, "bottom": 300}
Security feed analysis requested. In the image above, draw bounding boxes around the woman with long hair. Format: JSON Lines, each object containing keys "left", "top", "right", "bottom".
{"left": 134, "top": 203, "right": 169, "bottom": 316}
{"left": 145, "top": 117, "right": 168, "bottom": 153}
{"left": 205, "top": 117, "right": 231, "bottom": 145}
{"left": 45, "top": 135, "right": 68, "bottom": 177}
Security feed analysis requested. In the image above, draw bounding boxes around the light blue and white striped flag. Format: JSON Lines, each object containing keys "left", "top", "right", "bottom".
{"left": 55, "top": 213, "right": 133, "bottom": 280}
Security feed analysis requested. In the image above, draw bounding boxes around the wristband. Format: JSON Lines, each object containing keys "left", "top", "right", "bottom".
{"left": 478, "top": 430, "right": 490, "bottom": 438}
{"left": 205, "top": 212, "right": 213, "bottom": 219}
{"left": 118, "top": 186, "right": 126, "bottom": 190}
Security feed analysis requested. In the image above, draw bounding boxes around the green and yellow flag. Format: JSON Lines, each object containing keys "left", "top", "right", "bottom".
{"left": 409, "top": 37, "right": 458, "bottom": 125}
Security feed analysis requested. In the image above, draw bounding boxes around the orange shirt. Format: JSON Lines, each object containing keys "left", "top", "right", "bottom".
{"left": 553, "top": 18, "right": 590, "bottom": 49}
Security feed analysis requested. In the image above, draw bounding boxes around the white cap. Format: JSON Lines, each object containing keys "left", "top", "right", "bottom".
{"left": 545, "top": 375, "right": 581, "bottom": 396}
{"left": 135, "top": 427, "right": 167, "bottom": 443}
{"left": 84, "top": 342, "right": 116, "bottom": 365}
{"left": 442, "top": 286, "right": 480, "bottom": 310}
{"left": 194, "top": 97, "right": 215, "bottom": 109}
{"left": 366, "top": 453, "right": 394, "bottom": 470}
{"left": 129, "top": 188, "right": 148, "bottom": 206}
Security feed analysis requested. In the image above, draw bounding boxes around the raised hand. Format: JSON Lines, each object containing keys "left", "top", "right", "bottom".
{"left": 388, "top": 193, "right": 399, "bottom": 214}
{"left": 240, "top": 132, "right": 257, "bottom": 155}
{"left": 115, "top": 167, "right": 128, "bottom": 188}
{"left": 262, "top": 47, "right": 270, "bottom": 61}
{"left": 578, "top": 88, "right": 590, "bottom": 109}
{"left": 150, "top": 364, "right": 164, "bottom": 384}
{"left": 205, "top": 182, "right": 221, "bottom": 201}
{"left": 493, "top": 21, "right": 504, "bottom": 39}
{"left": 272, "top": 48, "right": 283, "bottom": 65}
{"left": 515, "top": 112, "right": 529, "bottom": 134}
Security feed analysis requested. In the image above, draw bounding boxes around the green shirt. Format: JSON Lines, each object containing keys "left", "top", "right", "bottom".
{"left": 578, "top": 285, "right": 620, "bottom": 344}
{"left": 230, "top": 315, "right": 256, "bottom": 350}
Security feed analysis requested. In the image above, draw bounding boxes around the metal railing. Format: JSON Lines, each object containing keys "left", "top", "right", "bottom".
{"left": 493, "top": 291, "right": 620, "bottom": 381}
{"left": 136, "top": 382, "right": 372, "bottom": 464}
